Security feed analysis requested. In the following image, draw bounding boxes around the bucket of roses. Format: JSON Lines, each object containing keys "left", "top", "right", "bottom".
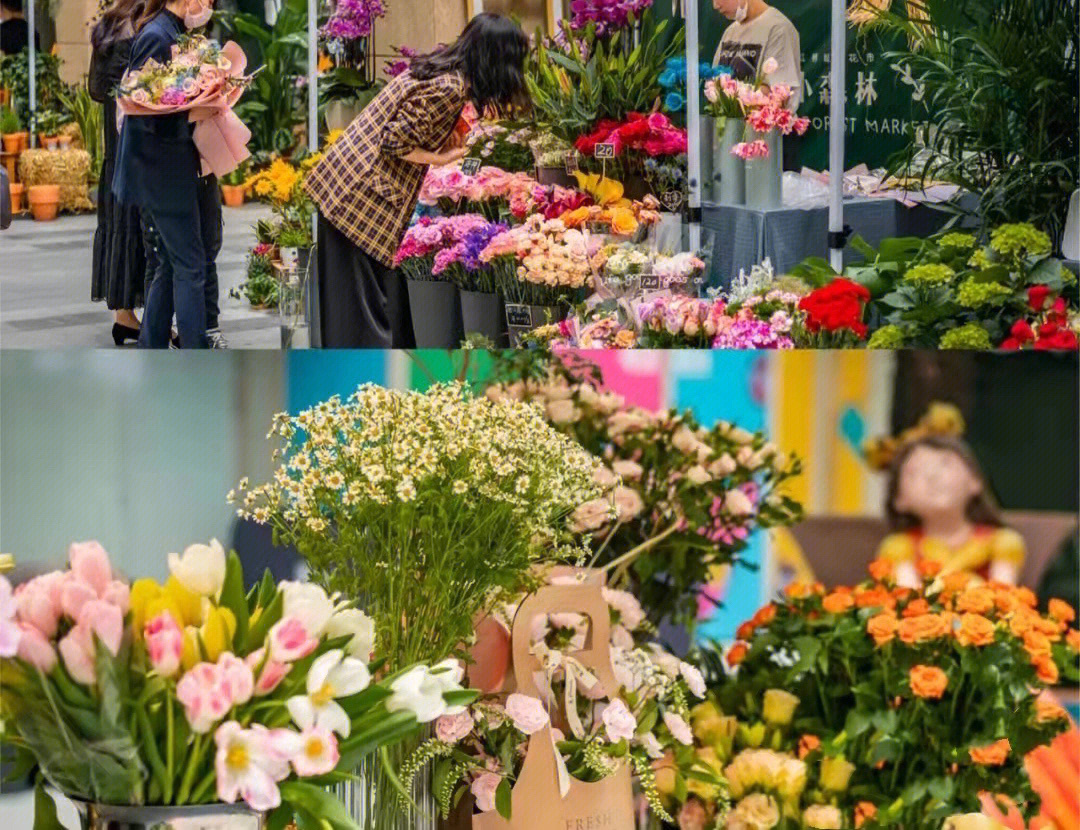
{"left": 0, "top": 540, "right": 474, "bottom": 830}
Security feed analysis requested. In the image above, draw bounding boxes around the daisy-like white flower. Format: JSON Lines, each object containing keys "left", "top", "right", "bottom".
{"left": 214, "top": 721, "right": 300, "bottom": 811}
{"left": 286, "top": 649, "right": 371, "bottom": 737}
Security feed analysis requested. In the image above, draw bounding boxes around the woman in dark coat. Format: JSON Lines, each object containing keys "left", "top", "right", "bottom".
{"left": 89, "top": 0, "right": 147, "bottom": 345}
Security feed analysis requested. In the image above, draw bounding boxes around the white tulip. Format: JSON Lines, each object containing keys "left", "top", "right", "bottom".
{"left": 286, "top": 649, "right": 370, "bottom": 738}
{"left": 167, "top": 539, "right": 226, "bottom": 598}
{"left": 281, "top": 581, "right": 335, "bottom": 638}
{"left": 325, "top": 608, "right": 376, "bottom": 663}
{"left": 386, "top": 664, "right": 460, "bottom": 723}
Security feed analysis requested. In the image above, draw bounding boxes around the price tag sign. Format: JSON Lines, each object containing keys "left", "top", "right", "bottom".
{"left": 594, "top": 142, "right": 616, "bottom": 160}
{"left": 564, "top": 151, "right": 579, "bottom": 175}
{"left": 639, "top": 274, "right": 661, "bottom": 291}
{"left": 661, "top": 190, "right": 685, "bottom": 212}
{"left": 460, "top": 157, "right": 482, "bottom": 176}
{"left": 505, "top": 304, "right": 533, "bottom": 328}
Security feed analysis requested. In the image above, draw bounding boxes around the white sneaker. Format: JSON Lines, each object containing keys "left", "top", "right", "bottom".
{"left": 207, "top": 328, "right": 229, "bottom": 349}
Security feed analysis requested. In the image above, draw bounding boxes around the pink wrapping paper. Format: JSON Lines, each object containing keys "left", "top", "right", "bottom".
{"left": 117, "top": 40, "right": 252, "bottom": 177}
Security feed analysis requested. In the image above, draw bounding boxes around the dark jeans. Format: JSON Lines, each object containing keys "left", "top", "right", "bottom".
{"left": 139, "top": 205, "right": 207, "bottom": 349}
{"left": 199, "top": 175, "right": 222, "bottom": 329}
{"left": 316, "top": 213, "right": 415, "bottom": 348}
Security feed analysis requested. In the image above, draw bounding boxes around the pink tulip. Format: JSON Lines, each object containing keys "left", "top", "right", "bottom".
{"left": 102, "top": 580, "right": 131, "bottom": 614}
{"left": 245, "top": 648, "right": 290, "bottom": 696}
{"left": 15, "top": 572, "right": 64, "bottom": 638}
{"left": 0, "top": 576, "right": 21, "bottom": 658}
{"left": 60, "top": 575, "right": 98, "bottom": 621}
{"left": 177, "top": 662, "right": 235, "bottom": 733}
{"left": 68, "top": 541, "right": 112, "bottom": 596}
{"left": 78, "top": 599, "right": 123, "bottom": 656}
{"left": 218, "top": 653, "right": 255, "bottom": 706}
{"left": 16, "top": 623, "right": 56, "bottom": 672}
{"left": 145, "top": 611, "right": 184, "bottom": 678}
{"left": 58, "top": 625, "right": 97, "bottom": 684}
{"left": 267, "top": 616, "right": 318, "bottom": 663}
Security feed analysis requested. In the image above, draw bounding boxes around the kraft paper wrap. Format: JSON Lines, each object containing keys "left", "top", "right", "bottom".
{"left": 472, "top": 580, "right": 635, "bottom": 830}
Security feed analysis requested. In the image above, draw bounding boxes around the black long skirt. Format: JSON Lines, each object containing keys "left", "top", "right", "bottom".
{"left": 316, "top": 214, "right": 415, "bottom": 348}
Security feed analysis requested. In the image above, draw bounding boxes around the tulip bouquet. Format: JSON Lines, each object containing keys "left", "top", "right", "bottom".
{"left": 0, "top": 541, "right": 473, "bottom": 829}
{"left": 418, "top": 163, "right": 540, "bottom": 221}
{"left": 703, "top": 60, "right": 810, "bottom": 161}
{"left": 509, "top": 182, "right": 592, "bottom": 223}
{"left": 483, "top": 354, "right": 802, "bottom": 629}
{"left": 398, "top": 573, "right": 719, "bottom": 823}
{"left": 708, "top": 561, "right": 1080, "bottom": 827}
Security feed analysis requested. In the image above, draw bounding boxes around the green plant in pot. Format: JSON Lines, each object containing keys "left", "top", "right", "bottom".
{"left": 231, "top": 246, "right": 280, "bottom": 308}
{"left": 58, "top": 85, "right": 104, "bottom": 178}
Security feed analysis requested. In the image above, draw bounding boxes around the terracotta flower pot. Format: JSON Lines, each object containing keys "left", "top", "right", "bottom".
{"left": 9, "top": 181, "right": 24, "bottom": 213}
{"left": 10, "top": 131, "right": 28, "bottom": 153}
{"left": 221, "top": 183, "right": 245, "bottom": 207}
{"left": 28, "top": 184, "right": 61, "bottom": 221}
{"left": 43, "top": 136, "right": 60, "bottom": 150}
{"left": 2, "top": 133, "right": 20, "bottom": 153}
{"left": 57, "top": 135, "right": 72, "bottom": 150}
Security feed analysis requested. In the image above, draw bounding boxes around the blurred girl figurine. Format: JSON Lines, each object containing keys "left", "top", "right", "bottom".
{"left": 867, "top": 404, "right": 1026, "bottom": 589}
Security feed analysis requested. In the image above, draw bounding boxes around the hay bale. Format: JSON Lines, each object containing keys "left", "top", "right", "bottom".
{"left": 18, "top": 148, "right": 93, "bottom": 212}
{"left": 59, "top": 122, "right": 85, "bottom": 150}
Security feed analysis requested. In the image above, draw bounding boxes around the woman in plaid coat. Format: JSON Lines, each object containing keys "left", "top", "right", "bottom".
{"left": 305, "top": 13, "right": 529, "bottom": 348}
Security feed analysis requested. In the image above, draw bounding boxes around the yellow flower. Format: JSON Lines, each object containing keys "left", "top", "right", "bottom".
{"left": 317, "top": 52, "right": 333, "bottom": 73}
{"left": 572, "top": 171, "right": 625, "bottom": 206}
{"left": 326, "top": 129, "right": 344, "bottom": 146}
{"left": 130, "top": 576, "right": 205, "bottom": 637}
{"left": 820, "top": 755, "right": 856, "bottom": 792}
{"left": 0, "top": 554, "right": 13, "bottom": 573}
{"left": 762, "top": 689, "right": 800, "bottom": 726}
{"left": 200, "top": 605, "right": 237, "bottom": 662}
{"left": 609, "top": 207, "right": 639, "bottom": 236}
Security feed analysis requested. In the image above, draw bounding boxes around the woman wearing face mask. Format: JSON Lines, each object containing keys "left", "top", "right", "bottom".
{"left": 112, "top": 0, "right": 225, "bottom": 349}
{"left": 713, "top": 0, "right": 804, "bottom": 168}
{"left": 303, "top": 12, "right": 530, "bottom": 348}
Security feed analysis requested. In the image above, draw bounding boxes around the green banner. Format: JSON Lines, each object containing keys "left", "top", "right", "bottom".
{"left": 695, "top": 1, "right": 926, "bottom": 171}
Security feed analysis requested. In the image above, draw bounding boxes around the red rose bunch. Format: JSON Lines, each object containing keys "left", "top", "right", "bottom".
{"left": 1001, "top": 290, "right": 1078, "bottom": 350}
{"left": 573, "top": 112, "right": 688, "bottom": 158}
{"left": 797, "top": 278, "right": 870, "bottom": 340}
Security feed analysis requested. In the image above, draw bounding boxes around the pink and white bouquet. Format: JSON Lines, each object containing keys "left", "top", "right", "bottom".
{"left": 397, "top": 571, "right": 717, "bottom": 822}
{"left": 479, "top": 215, "right": 602, "bottom": 306}
{"left": 0, "top": 542, "right": 472, "bottom": 824}
{"left": 703, "top": 58, "right": 810, "bottom": 160}
{"left": 117, "top": 34, "right": 253, "bottom": 176}
{"left": 419, "top": 162, "right": 539, "bottom": 220}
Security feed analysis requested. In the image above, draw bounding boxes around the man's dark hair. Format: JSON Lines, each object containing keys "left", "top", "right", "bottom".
{"left": 0, "top": 0, "right": 25, "bottom": 15}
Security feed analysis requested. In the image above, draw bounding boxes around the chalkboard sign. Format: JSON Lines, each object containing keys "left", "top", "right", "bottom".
{"left": 640, "top": 274, "right": 661, "bottom": 291}
{"left": 461, "top": 157, "right": 482, "bottom": 176}
{"left": 564, "top": 152, "right": 579, "bottom": 174}
{"left": 661, "top": 190, "right": 685, "bottom": 212}
{"left": 594, "top": 143, "right": 616, "bottom": 160}
{"left": 505, "top": 304, "right": 533, "bottom": 328}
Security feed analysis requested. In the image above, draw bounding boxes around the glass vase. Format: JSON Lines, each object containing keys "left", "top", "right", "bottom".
{"left": 744, "top": 130, "right": 782, "bottom": 210}
{"left": 700, "top": 115, "right": 715, "bottom": 202}
{"left": 714, "top": 117, "right": 746, "bottom": 205}
{"left": 335, "top": 736, "right": 437, "bottom": 830}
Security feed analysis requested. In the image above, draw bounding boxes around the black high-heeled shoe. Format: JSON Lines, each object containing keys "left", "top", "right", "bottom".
{"left": 112, "top": 322, "right": 141, "bottom": 346}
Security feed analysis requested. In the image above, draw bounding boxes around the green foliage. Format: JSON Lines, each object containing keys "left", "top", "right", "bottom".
{"left": 0, "top": 104, "right": 21, "bottom": 133}
{"left": 219, "top": 0, "right": 308, "bottom": 154}
{"left": 526, "top": 11, "right": 684, "bottom": 145}
{"left": 58, "top": 85, "right": 104, "bottom": 179}
{"left": 877, "top": 0, "right": 1079, "bottom": 246}
{"left": 0, "top": 52, "right": 70, "bottom": 129}
{"left": 320, "top": 67, "right": 384, "bottom": 107}
{"left": 276, "top": 223, "right": 312, "bottom": 248}
{"left": 231, "top": 251, "right": 280, "bottom": 307}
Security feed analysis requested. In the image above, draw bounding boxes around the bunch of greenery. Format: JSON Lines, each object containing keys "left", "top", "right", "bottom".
{"left": 219, "top": 0, "right": 308, "bottom": 154}
{"left": 874, "top": 0, "right": 1078, "bottom": 246}
{"left": 276, "top": 222, "right": 312, "bottom": 248}
{"left": 58, "top": 85, "right": 104, "bottom": 178}
{"left": 0, "top": 52, "right": 69, "bottom": 127}
{"left": 707, "top": 564, "right": 1080, "bottom": 827}
{"left": 231, "top": 249, "right": 279, "bottom": 307}
{"left": 0, "top": 105, "right": 21, "bottom": 134}
{"left": 526, "top": 11, "right": 684, "bottom": 146}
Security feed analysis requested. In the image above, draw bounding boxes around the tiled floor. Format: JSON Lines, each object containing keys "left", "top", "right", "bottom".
{"left": 1, "top": 203, "right": 283, "bottom": 348}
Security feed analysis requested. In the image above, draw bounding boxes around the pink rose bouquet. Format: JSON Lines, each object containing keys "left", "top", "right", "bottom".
{"left": 0, "top": 543, "right": 472, "bottom": 823}
{"left": 117, "top": 34, "right": 254, "bottom": 177}
{"left": 419, "top": 162, "right": 540, "bottom": 220}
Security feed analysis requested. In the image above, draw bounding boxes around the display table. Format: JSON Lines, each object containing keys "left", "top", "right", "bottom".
{"left": 701, "top": 196, "right": 966, "bottom": 288}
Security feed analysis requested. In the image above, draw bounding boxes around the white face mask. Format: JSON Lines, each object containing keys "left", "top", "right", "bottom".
{"left": 184, "top": 0, "right": 213, "bottom": 29}
{"left": 733, "top": 0, "right": 749, "bottom": 22}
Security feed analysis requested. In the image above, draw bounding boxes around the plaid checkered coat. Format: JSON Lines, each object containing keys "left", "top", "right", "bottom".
{"left": 304, "top": 70, "right": 466, "bottom": 267}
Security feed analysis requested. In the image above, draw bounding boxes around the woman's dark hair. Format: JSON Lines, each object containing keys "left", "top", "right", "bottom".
{"left": 885, "top": 435, "right": 1003, "bottom": 532}
{"left": 136, "top": 0, "right": 172, "bottom": 31}
{"left": 92, "top": 0, "right": 145, "bottom": 47}
{"left": 409, "top": 13, "right": 529, "bottom": 115}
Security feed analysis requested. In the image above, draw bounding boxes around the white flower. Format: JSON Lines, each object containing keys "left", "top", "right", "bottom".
{"left": 724, "top": 489, "right": 754, "bottom": 517}
{"left": 385, "top": 665, "right": 454, "bottom": 723}
{"left": 292, "top": 725, "right": 340, "bottom": 777}
{"left": 679, "top": 661, "right": 707, "bottom": 698}
{"left": 639, "top": 732, "right": 665, "bottom": 759}
{"left": 663, "top": 711, "right": 693, "bottom": 745}
{"left": 286, "top": 649, "right": 371, "bottom": 738}
{"left": 325, "top": 607, "right": 375, "bottom": 662}
{"left": 602, "top": 588, "right": 645, "bottom": 630}
{"left": 214, "top": 721, "right": 301, "bottom": 812}
{"left": 601, "top": 699, "right": 637, "bottom": 742}
{"left": 281, "top": 581, "right": 336, "bottom": 638}
{"left": 168, "top": 539, "right": 226, "bottom": 597}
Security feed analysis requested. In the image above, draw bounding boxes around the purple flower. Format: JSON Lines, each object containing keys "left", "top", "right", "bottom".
{"left": 321, "top": 0, "right": 385, "bottom": 41}
{"left": 569, "top": 0, "right": 654, "bottom": 33}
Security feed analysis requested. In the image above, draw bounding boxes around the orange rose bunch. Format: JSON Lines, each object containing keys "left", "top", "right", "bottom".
{"left": 715, "top": 561, "right": 1080, "bottom": 828}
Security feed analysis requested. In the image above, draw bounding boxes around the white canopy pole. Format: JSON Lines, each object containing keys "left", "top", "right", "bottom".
{"left": 685, "top": 0, "right": 701, "bottom": 253}
{"left": 827, "top": 0, "right": 846, "bottom": 272}
{"left": 27, "top": 0, "right": 36, "bottom": 147}
{"left": 306, "top": 0, "right": 319, "bottom": 347}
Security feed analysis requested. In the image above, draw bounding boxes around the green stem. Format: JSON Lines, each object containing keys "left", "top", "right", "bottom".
{"left": 165, "top": 694, "right": 175, "bottom": 804}
{"left": 601, "top": 521, "right": 682, "bottom": 582}
{"left": 176, "top": 734, "right": 205, "bottom": 805}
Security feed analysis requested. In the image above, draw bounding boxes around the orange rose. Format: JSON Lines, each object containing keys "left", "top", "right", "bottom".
{"left": 785, "top": 582, "right": 812, "bottom": 599}
{"left": 1009, "top": 609, "right": 1037, "bottom": 638}
{"left": 798, "top": 734, "right": 821, "bottom": 759}
{"left": 1048, "top": 598, "right": 1076, "bottom": 625}
{"left": 736, "top": 620, "right": 756, "bottom": 641}
{"left": 956, "top": 587, "right": 995, "bottom": 615}
{"left": 1032, "top": 654, "right": 1059, "bottom": 685}
{"left": 823, "top": 591, "right": 855, "bottom": 614}
{"left": 993, "top": 586, "right": 1021, "bottom": 616}
{"left": 892, "top": 586, "right": 913, "bottom": 602}
{"left": 1066, "top": 629, "right": 1080, "bottom": 653}
{"left": 726, "top": 642, "right": 748, "bottom": 667}
{"left": 1035, "top": 697, "right": 1069, "bottom": 723}
{"left": 854, "top": 802, "right": 878, "bottom": 828}
{"left": 916, "top": 559, "right": 943, "bottom": 579}
{"left": 898, "top": 613, "right": 950, "bottom": 644}
{"left": 910, "top": 665, "right": 949, "bottom": 699}
{"left": 943, "top": 572, "right": 974, "bottom": 594}
{"left": 867, "top": 613, "right": 899, "bottom": 646}
{"left": 1033, "top": 615, "right": 1064, "bottom": 641}
{"left": 1023, "top": 630, "right": 1052, "bottom": 658}
{"left": 902, "top": 598, "right": 931, "bottom": 618}
{"left": 854, "top": 585, "right": 895, "bottom": 610}
{"left": 955, "top": 613, "right": 995, "bottom": 647}
{"left": 1016, "top": 586, "right": 1038, "bottom": 608}
{"left": 969, "top": 738, "right": 1010, "bottom": 766}
{"left": 868, "top": 559, "right": 893, "bottom": 582}
{"left": 752, "top": 603, "right": 777, "bottom": 627}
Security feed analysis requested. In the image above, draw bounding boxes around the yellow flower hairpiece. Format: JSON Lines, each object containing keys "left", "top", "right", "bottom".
{"left": 863, "top": 401, "right": 966, "bottom": 470}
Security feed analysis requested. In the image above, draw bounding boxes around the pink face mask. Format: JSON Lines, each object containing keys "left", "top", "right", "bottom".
{"left": 184, "top": 0, "right": 213, "bottom": 29}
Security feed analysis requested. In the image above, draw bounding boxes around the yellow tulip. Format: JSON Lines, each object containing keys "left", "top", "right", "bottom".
{"left": 820, "top": 756, "right": 856, "bottom": 792}
{"left": 181, "top": 627, "right": 201, "bottom": 670}
{"left": 200, "top": 606, "right": 237, "bottom": 662}
{"left": 762, "top": 689, "right": 800, "bottom": 726}
{"left": 0, "top": 554, "right": 14, "bottom": 573}
{"left": 164, "top": 576, "right": 206, "bottom": 627}
{"left": 129, "top": 578, "right": 164, "bottom": 636}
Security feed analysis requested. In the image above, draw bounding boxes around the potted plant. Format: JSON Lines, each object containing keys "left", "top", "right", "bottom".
{"left": 220, "top": 163, "right": 248, "bottom": 207}
{"left": 27, "top": 183, "right": 61, "bottom": 220}
{"left": 9, "top": 179, "right": 24, "bottom": 212}
{"left": 276, "top": 222, "right": 312, "bottom": 273}
{"left": 36, "top": 109, "right": 62, "bottom": 148}
{"left": 1, "top": 104, "right": 23, "bottom": 153}
{"left": 231, "top": 244, "right": 280, "bottom": 308}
